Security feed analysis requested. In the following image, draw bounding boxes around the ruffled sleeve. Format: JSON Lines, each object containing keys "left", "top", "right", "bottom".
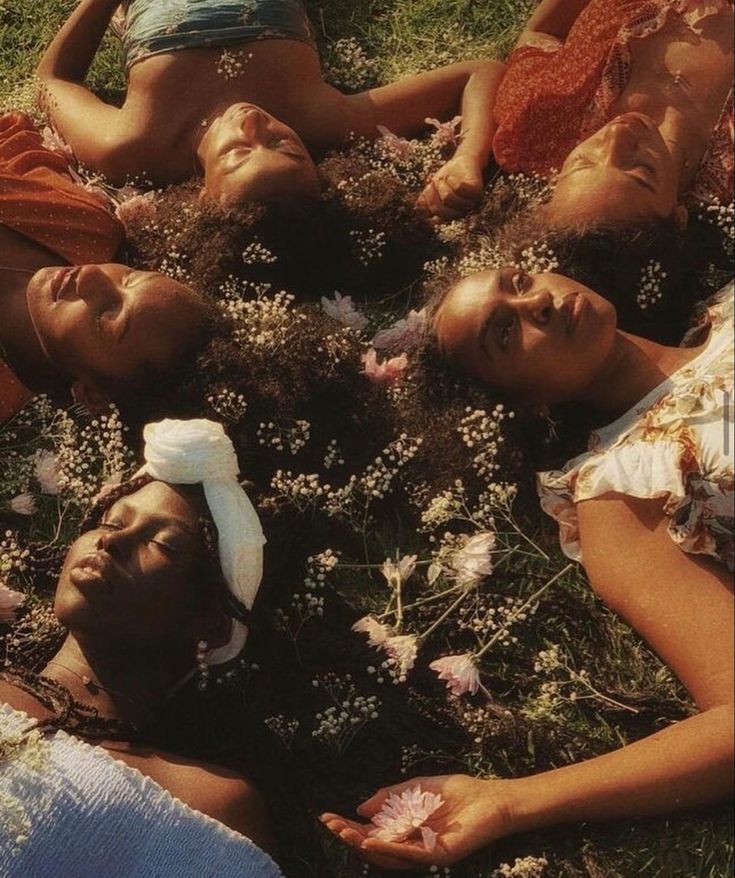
{"left": 0, "top": 112, "right": 123, "bottom": 265}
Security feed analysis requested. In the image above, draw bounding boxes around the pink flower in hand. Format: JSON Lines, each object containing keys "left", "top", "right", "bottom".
{"left": 361, "top": 348, "right": 408, "bottom": 385}
{"left": 352, "top": 615, "right": 392, "bottom": 647}
{"left": 0, "top": 583, "right": 25, "bottom": 624}
{"left": 369, "top": 784, "right": 444, "bottom": 851}
{"left": 429, "top": 653, "right": 480, "bottom": 696}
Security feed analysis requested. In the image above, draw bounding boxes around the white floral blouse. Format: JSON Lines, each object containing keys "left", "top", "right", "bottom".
{"left": 538, "top": 281, "right": 734, "bottom": 571}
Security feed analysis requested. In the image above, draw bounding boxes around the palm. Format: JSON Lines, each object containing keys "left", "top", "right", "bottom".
{"left": 321, "top": 774, "right": 509, "bottom": 870}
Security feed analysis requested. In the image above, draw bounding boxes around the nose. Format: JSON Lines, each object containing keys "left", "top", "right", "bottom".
{"left": 515, "top": 289, "right": 554, "bottom": 325}
{"left": 75, "top": 265, "right": 121, "bottom": 310}
{"left": 241, "top": 108, "right": 269, "bottom": 141}
{"left": 96, "top": 527, "right": 132, "bottom": 560}
{"left": 601, "top": 122, "right": 638, "bottom": 164}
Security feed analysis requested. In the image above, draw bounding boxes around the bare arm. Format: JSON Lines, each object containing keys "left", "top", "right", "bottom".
{"left": 323, "top": 495, "right": 734, "bottom": 869}
{"left": 344, "top": 60, "right": 502, "bottom": 142}
{"left": 37, "top": 0, "right": 137, "bottom": 181}
{"left": 516, "top": 0, "right": 594, "bottom": 46}
{"left": 415, "top": 61, "right": 506, "bottom": 220}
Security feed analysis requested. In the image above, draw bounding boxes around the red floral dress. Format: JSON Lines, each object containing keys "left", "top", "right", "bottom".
{"left": 492, "top": 0, "right": 734, "bottom": 204}
{"left": 1, "top": 112, "right": 124, "bottom": 424}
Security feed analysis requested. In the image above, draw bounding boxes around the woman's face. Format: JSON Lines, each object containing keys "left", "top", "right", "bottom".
{"left": 199, "top": 103, "right": 320, "bottom": 205}
{"left": 547, "top": 113, "right": 685, "bottom": 227}
{"left": 55, "top": 481, "right": 216, "bottom": 653}
{"left": 25, "top": 264, "right": 206, "bottom": 406}
{"left": 434, "top": 267, "right": 617, "bottom": 403}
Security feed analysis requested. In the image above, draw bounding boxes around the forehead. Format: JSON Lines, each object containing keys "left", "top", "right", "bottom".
{"left": 436, "top": 270, "right": 501, "bottom": 358}
{"left": 549, "top": 169, "right": 653, "bottom": 225}
{"left": 121, "top": 282, "right": 200, "bottom": 368}
{"left": 109, "top": 481, "right": 202, "bottom": 526}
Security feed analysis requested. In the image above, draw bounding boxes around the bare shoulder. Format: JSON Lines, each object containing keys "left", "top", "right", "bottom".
{"left": 113, "top": 746, "right": 275, "bottom": 851}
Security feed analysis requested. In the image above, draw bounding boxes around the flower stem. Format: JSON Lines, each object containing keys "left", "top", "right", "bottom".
{"left": 475, "top": 563, "right": 573, "bottom": 660}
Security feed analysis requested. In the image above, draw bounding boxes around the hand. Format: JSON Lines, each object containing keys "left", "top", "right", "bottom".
{"left": 416, "top": 154, "right": 484, "bottom": 222}
{"left": 321, "top": 774, "right": 514, "bottom": 871}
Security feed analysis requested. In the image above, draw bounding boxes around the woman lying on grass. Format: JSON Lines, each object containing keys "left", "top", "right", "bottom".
{"left": 322, "top": 269, "right": 733, "bottom": 869}
{"left": 37, "top": 0, "right": 504, "bottom": 217}
{"left": 421, "top": 0, "right": 733, "bottom": 224}
{"left": 0, "top": 418, "right": 282, "bottom": 877}
{"left": 0, "top": 112, "right": 219, "bottom": 427}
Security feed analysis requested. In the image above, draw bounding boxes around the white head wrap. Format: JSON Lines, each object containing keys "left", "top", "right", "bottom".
{"left": 140, "top": 419, "right": 266, "bottom": 665}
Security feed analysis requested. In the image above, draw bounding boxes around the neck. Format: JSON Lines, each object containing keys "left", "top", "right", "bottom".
{"left": 0, "top": 268, "right": 65, "bottom": 392}
{"left": 42, "top": 635, "right": 189, "bottom": 733}
{"left": 575, "top": 330, "right": 701, "bottom": 419}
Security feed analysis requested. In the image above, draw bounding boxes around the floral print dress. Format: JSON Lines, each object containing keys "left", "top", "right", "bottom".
{"left": 492, "top": 0, "right": 734, "bottom": 205}
{"left": 538, "top": 281, "right": 734, "bottom": 570}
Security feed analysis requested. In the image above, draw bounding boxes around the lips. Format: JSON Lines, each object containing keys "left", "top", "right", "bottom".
{"left": 69, "top": 552, "right": 118, "bottom": 589}
{"left": 50, "top": 267, "right": 80, "bottom": 302}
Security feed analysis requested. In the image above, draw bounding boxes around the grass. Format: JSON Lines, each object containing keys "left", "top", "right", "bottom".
{"left": 0, "top": 2, "right": 732, "bottom": 877}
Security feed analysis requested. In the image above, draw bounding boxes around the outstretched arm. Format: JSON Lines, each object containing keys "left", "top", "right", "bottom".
{"left": 515, "top": 0, "right": 594, "bottom": 47}
{"left": 37, "top": 0, "right": 135, "bottom": 180}
{"left": 322, "top": 494, "right": 734, "bottom": 869}
{"left": 416, "top": 61, "right": 505, "bottom": 220}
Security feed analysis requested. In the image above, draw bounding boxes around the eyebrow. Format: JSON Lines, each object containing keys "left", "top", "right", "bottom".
{"left": 106, "top": 500, "right": 197, "bottom": 536}
{"left": 477, "top": 272, "right": 509, "bottom": 360}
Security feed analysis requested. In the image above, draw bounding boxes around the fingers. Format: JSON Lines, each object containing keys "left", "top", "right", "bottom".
{"left": 356, "top": 787, "right": 392, "bottom": 818}
{"left": 320, "top": 813, "right": 416, "bottom": 871}
{"left": 362, "top": 837, "right": 448, "bottom": 867}
{"left": 417, "top": 172, "right": 482, "bottom": 221}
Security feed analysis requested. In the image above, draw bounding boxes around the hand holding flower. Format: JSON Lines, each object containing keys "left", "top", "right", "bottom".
{"left": 321, "top": 774, "right": 514, "bottom": 870}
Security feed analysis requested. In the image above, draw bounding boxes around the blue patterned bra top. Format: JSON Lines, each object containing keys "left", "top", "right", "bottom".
{"left": 122, "top": 0, "right": 316, "bottom": 71}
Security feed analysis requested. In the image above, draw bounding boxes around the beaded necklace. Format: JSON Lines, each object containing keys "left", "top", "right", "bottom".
{"left": 0, "top": 668, "right": 140, "bottom": 742}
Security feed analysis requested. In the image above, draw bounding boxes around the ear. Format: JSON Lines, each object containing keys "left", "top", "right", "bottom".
{"left": 673, "top": 204, "right": 689, "bottom": 233}
{"left": 71, "top": 379, "right": 112, "bottom": 413}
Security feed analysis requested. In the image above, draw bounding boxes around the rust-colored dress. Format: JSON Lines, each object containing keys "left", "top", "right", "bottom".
{"left": 492, "top": 0, "right": 734, "bottom": 204}
{"left": 0, "top": 112, "right": 124, "bottom": 423}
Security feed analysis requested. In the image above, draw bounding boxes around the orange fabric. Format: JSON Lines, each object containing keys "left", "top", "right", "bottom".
{"left": 0, "top": 357, "right": 33, "bottom": 425}
{"left": 0, "top": 112, "right": 123, "bottom": 264}
{"left": 493, "top": 0, "right": 734, "bottom": 204}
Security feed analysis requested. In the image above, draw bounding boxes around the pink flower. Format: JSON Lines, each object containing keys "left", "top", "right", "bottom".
{"left": 321, "top": 292, "right": 369, "bottom": 331}
{"left": 35, "top": 450, "right": 61, "bottom": 495}
{"left": 41, "top": 126, "right": 74, "bottom": 160}
{"left": 369, "top": 784, "right": 444, "bottom": 850}
{"left": 450, "top": 531, "right": 496, "bottom": 585}
{"left": 352, "top": 615, "right": 392, "bottom": 647}
{"left": 0, "top": 583, "right": 25, "bottom": 624}
{"left": 116, "top": 192, "right": 157, "bottom": 228}
{"left": 9, "top": 494, "right": 36, "bottom": 516}
{"left": 381, "top": 554, "right": 417, "bottom": 586}
{"left": 382, "top": 634, "right": 419, "bottom": 675}
{"left": 429, "top": 653, "right": 480, "bottom": 696}
{"left": 376, "top": 125, "right": 416, "bottom": 162}
{"left": 426, "top": 115, "right": 463, "bottom": 148}
{"left": 372, "top": 309, "right": 427, "bottom": 352}
{"left": 361, "top": 349, "right": 408, "bottom": 385}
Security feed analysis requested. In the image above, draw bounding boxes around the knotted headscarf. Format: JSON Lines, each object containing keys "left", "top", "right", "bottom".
{"left": 140, "top": 419, "right": 266, "bottom": 665}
